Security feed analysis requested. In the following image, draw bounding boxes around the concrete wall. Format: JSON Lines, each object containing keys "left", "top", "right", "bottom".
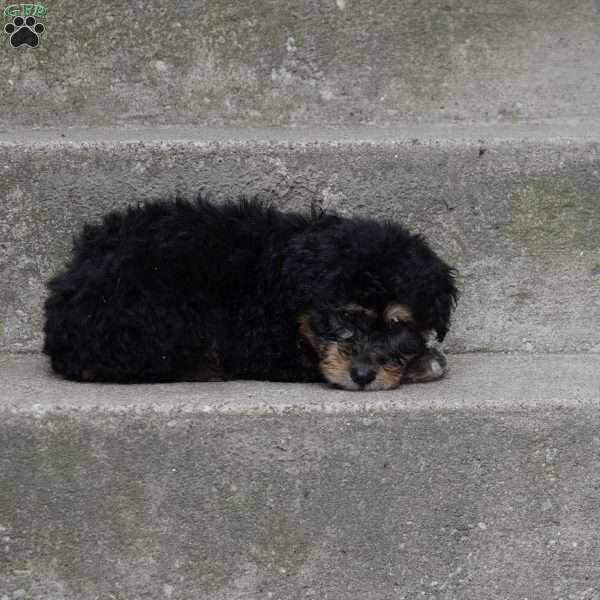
{"left": 3, "top": 0, "right": 600, "bottom": 127}
{"left": 2, "top": 126, "right": 599, "bottom": 354}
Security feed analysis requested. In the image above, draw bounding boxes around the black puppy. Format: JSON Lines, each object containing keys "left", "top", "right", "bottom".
{"left": 44, "top": 197, "right": 457, "bottom": 390}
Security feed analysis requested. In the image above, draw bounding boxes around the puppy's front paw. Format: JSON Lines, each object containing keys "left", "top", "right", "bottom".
{"left": 403, "top": 349, "right": 447, "bottom": 384}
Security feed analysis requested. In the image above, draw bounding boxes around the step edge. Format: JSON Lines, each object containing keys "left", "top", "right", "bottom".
{"left": 2, "top": 121, "right": 600, "bottom": 146}
{"left": 2, "top": 353, "right": 599, "bottom": 416}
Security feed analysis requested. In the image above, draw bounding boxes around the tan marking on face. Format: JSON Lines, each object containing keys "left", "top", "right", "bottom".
{"left": 339, "top": 303, "right": 377, "bottom": 318}
{"left": 379, "top": 364, "right": 404, "bottom": 390}
{"left": 319, "top": 342, "right": 358, "bottom": 390}
{"left": 297, "top": 314, "right": 319, "bottom": 351}
{"left": 384, "top": 304, "right": 414, "bottom": 324}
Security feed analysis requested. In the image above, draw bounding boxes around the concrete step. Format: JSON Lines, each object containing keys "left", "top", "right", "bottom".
{"left": 1, "top": 352, "right": 600, "bottom": 599}
{"left": 1, "top": 125, "right": 599, "bottom": 353}
{"left": 3, "top": 0, "right": 600, "bottom": 127}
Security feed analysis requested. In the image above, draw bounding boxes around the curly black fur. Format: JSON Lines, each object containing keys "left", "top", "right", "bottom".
{"left": 44, "top": 196, "right": 457, "bottom": 389}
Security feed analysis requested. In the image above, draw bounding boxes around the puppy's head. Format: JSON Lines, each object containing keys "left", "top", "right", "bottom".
{"left": 299, "top": 303, "right": 427, "bottom": 391}
{"left": 283, "top": 215, "right": 458, "bottom": 347}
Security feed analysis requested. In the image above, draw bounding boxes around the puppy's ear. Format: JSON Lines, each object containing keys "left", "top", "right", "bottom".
{"left": 431, "top": 269, "right": 458, "bottom": 342}
{"left": 432, "top": 296, "right": 451, "bottom": 342}
{"left": 414, "top": 264, "right": 458, "bottom": 342}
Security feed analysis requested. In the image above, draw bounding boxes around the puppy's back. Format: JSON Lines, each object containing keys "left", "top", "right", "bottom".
{"left": 43, "top": 197, "right": 306, "bottom": 381}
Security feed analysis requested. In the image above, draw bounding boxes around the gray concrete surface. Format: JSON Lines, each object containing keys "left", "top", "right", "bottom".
{"left": 1, "top": 352, "right": 600, "bottom": 599}
{"left": 2, "top": 0, "right": 600, "bottom": 127}
{"left": 4, "top": 352, "right": 600, "bottom": 414}
{"left": 1, "top": 125, "right": 599, "bottom": 354}
{"left": 2, "top": 2, "right": 599, "bottom": 597}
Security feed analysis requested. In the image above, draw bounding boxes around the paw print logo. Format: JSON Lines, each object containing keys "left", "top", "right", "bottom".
{"left": 4, "top": 16, "right": 44, "bottom": 47}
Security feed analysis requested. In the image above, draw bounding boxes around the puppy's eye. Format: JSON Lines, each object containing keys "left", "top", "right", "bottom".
{"left": 339, "top": 328, "right": 354, "bottom": 340}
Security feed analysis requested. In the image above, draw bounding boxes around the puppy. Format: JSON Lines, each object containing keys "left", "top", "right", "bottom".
{"left": 43, "top": 197, "right": 457, "bottom": 390}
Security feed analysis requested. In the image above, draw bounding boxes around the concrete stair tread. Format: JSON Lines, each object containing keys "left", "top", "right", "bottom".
{"left": 2, "top": 351, "right": 600, "bottom": 599}
{"left": 2, "top": 353, "right": 599, "bottom": 414}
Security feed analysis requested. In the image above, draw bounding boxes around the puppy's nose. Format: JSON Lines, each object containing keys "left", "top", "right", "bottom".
{"left": 350, "top": 366, "right": 376, "bottom": 387}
